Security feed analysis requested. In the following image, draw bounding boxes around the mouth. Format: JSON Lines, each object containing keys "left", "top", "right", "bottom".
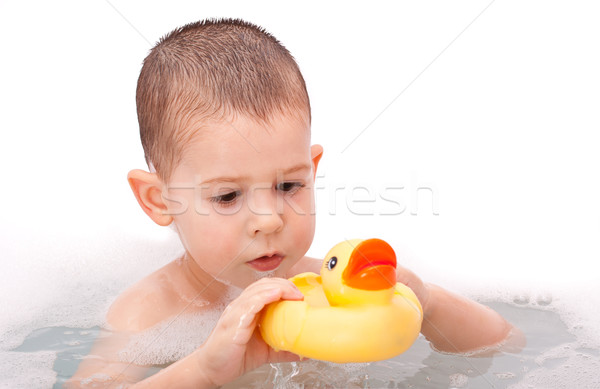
{"left": 246, "top": 253, "right": 284, "bottom": 272}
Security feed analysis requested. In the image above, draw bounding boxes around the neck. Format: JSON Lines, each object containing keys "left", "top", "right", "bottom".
{"left": 181, "top": 252, "right": 240, "bottom": 305}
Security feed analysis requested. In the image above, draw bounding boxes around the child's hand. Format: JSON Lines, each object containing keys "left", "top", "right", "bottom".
{"left": 193, "top": 278, "right": 304, "bottom": 387}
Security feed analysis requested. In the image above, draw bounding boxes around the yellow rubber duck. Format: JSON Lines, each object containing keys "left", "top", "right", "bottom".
{"left": 259, "top": 238, "right": 423, "bottom": 363}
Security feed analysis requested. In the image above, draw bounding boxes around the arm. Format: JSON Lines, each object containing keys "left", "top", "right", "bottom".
{"left": 420, "top": 284, "right": 513, "bottom": 353}
{"left": 396, "top": 266, "right": 516, "bottom": 354}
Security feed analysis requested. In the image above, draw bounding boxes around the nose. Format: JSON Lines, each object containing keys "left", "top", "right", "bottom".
{"left": 247, "top": 188, "right": 284, "bottom": 236}
{"left": 248, "top": 212, "right": 284, "bottom": 236}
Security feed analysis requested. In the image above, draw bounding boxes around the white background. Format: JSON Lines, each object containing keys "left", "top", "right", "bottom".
{"left": 1, "top": 0, "right": 599, "bottom": 347}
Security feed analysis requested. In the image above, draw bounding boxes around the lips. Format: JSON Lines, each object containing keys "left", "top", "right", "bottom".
{"left": 246, "top": 253, "right": 284, "bottom": 272}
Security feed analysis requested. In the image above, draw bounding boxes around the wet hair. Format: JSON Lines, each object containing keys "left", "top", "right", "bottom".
{"left": 136, "top": 18, "right": 311, "bottom": 182}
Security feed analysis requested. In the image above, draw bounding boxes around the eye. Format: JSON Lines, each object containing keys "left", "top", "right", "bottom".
{"left": 277, "top": 182, "right": 305, "bottom": 193}
{"left": 327, "top": 256, "right": 337, "bottom": 270}
{"left": 210, "top": 190, "right": 241, "bottom": 205}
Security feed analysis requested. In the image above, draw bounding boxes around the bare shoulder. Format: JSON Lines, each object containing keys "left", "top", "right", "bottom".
{"left": 106, "top": 260, "right": 185, "bottom": 332}
{"left": 287, "top": 255, "right": 323, "bottom": 277}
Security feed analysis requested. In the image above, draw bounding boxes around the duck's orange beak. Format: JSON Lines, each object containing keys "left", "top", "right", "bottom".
{"left": 342, "top": 239, "right": 397, "bottom": 290}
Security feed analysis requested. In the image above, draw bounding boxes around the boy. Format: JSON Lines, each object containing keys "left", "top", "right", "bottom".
{"left": 68, "top": 18, "right": 517, "bottom": 388}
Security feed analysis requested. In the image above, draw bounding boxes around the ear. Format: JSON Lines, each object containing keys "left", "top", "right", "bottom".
{"left": 310, "top": 144, "right": 323, "bottom": 180}
{"left": 127, "top": 169, "right": 173, "bottom": 226}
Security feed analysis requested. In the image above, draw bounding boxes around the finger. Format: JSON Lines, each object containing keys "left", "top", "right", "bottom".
{"left": 219, "top": 280, "right": 305, "bottom": 345}
{"left": 243, "top": 279, "right": 303, "bottom": 303}
{"left": 225, "top": 287, "right": 290, "bottom": 334}
{"left": 279, "top": 280, "right": 304, "bottom": 301}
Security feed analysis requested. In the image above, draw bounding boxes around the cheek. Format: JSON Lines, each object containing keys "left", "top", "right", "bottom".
{"left": 175, "top": 208, "right": 245, "bottom": 257}
{"left": 285, "top": 187, "right": 315, "bottom": 215}
{"left": 285, "top": 191, "right": 316, "bottom": 249}
{"left": 194, "top": 213, "right": 242, "bottom": 247}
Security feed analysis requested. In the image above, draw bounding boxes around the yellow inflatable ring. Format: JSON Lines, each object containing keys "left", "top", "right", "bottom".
{"left": 259, "top": 239, "right": 423, "bottom": 363}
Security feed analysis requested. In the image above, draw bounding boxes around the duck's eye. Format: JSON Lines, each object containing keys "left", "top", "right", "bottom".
{"left": 327, "top": 256, "right": 337, "bottom": 270}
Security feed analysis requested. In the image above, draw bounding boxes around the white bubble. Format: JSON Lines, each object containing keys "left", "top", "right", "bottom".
{"left": 513, "top": 294, "right": 530, "bottom": 305}
{"left": 81, "top": 373, "right": 112, "bottom": 385}
{"left": 494, "top": 372, "right": 516, "bottom": 379}
{"left": 449, "top": 373, "right": 468, "bottom": 387}
{"left": 252, "top": 270, "right": 277, "bottom": 281}
{"left": 535, "top": 294, "right": 553, "bottom": 306}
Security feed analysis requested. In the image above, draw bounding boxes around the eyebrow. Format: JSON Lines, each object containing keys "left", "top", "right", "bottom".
{"left": 282, "top": 163, "right": 312, "bottom": 175}
{"left": 200, "top": 163, "right": 312, "bottom": 185}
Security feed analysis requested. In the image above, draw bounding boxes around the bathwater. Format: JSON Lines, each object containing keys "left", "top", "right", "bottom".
{"left": 9, "top": 300, "right": 599, "bottom": 388}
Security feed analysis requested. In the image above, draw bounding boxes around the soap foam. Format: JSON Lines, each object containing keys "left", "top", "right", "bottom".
{"left": 0, "top": 351, "right": 57, "bottom": 388}
{"left": 0, "top": 226, "right": 184, "bottom": 352}
{"left": 118, "top": 285, "right": 242, "bottom": 366}
{"left": 507, "top": 345, "right": 600, "bottom": 389}
{"left": 118, "top": 309, "right": 223, "bottom": 366}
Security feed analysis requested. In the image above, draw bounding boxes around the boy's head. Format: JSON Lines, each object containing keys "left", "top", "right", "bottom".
{"left": 129, "top": 18, "right": 323, "bottom": 289}
{"left": 136, "top": 18, "right": 311, "bottom": 183}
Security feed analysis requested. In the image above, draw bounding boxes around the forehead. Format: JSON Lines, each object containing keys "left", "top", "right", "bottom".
{"left": 176, "top": 113, "right": 312, "bottom": 181}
